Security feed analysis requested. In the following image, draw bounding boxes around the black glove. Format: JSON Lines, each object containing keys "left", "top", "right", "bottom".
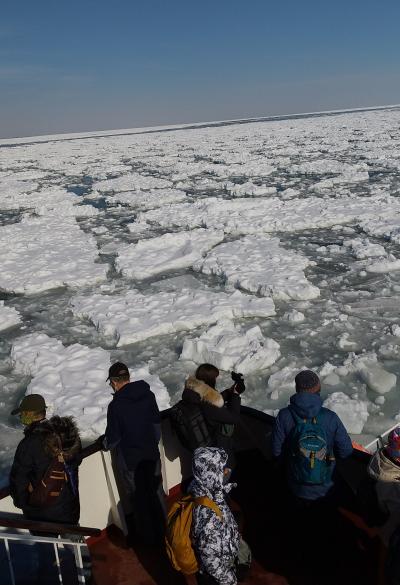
{"left": 231, "top": 371, "right": 246, "bottom": 394}
{"left": 95, "top": 434, "right": 106, "bottom": 450}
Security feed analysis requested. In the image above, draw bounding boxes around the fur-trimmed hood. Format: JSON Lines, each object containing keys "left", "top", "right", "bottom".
{"left": 183, "top": 376, "right": 224, "bottom": 408}
{"left": 25, "top": 416, "right": 81, "bottom": 461}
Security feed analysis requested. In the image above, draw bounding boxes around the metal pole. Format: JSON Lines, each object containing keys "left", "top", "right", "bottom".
{"left": 75, "top": 543, "right": 86, "bottom": 585}
{"left": 53, "top": 541, "right": 64, "bottom": 584}
{"left": 4, "top": 538, "right": 16, "bottom": 585}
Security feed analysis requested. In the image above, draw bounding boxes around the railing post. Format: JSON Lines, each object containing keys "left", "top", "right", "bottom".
{"left": 53, "top": 541, "right": 64, "bottom": 584}
{"left": 4, "top": 537, "right": 16, "bottom": 585}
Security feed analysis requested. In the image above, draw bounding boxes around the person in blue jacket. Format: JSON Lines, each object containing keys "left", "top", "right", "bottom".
{"left": 272, "top": 369, "right": 353, "bottom": 501}
{"left": 102, "top": 362, "right": 165, "bottom": 546}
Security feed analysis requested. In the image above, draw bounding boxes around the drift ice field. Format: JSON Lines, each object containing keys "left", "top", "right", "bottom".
{"left": 1, "top": 107, "right": 400, "bottom": 481}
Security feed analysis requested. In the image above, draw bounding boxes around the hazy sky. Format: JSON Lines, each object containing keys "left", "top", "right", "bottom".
{"left": 1, "top": 0, "right": 399, "bottom": 138}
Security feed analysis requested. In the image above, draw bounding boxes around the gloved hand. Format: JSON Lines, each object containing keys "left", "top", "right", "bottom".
{"left": 231, "top": 371, "right": 246, "bottom": 394}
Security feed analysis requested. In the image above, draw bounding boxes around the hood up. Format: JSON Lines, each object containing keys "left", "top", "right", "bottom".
{"left": 113, "top": 380, "right": 151, "bottom": 403}
{"left": 289, "top": 391, "right": 322, "bottom": 419}
{"left": 190, "top": 447, "right": 235, "bottom": 503}
{"left": 26, "top": 416, "right": 81, "bottom": 461}
{"left": 184, "top": 376, "right": 224, "bottom": 408}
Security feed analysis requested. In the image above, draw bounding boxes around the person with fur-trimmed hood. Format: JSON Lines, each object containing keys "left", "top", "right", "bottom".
{"left": 9, "top": 394, "right": 81, "bottom": 525}
{"left": 183, "top": 364, "right": 243, "bottom": 469}
{"left": 190, "top": 447, "right": 240, "bottom": 585}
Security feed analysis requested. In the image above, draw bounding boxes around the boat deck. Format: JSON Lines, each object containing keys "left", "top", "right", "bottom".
{"left": 88, "top": 448, "right": 384, "bottom": 585}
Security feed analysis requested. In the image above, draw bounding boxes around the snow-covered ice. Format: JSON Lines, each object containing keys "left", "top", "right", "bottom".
{"left": 195, "top": 236, "right": 320, "bottom": 300}
{"left": 180, "top": 320, "right": 280, "bottom": 374}
{"left": 0, "top": 216, "right": 108, "bottom": 294}
{"left": 10, "top": 333, "right": 170, "bottom": 438}
{"left": 0, "top": 301, "right": 21, "bottom": 331}
{"left": 71, "top": 288, "right": 276, "bottom": 346}
{"left": 116, "top": 229, "right": 225, "bottom": 279}
{"left": 2, "top": 107, "right": 400, "bottom": 480}
{"left": 323, "top": 392, "right": 369, "bottom": 434}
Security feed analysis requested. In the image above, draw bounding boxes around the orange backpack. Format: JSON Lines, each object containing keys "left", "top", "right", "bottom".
{"left": 165, "top": 494, "right": 222, "bottom": 575}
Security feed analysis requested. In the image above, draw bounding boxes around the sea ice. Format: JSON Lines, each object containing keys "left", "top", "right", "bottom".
{"left": 0, "top": 215, "right": 108, "bottom": 294}
{"left": 138, "top": 193, "right": 400, "bottom": 236}
{"left": 93, "top": 172, "right": 172, "bottom": 192}
{"left": 10, "top": 333, "right": 170, "bottom": 438}
{"left": 323, "top": 392, "right": 369, "bottom": 434}
{"left": 344, "top": 238, "right": 386, "bottom": 259}
{"left": 0, "top": 186, "right": 98, "bottom": 218}
{"left": 180, "top": 320, "right": 280, "bottom": 374}
{"left": 116, "top": 229, "right": 225, "bottom": 279}
{"left": 225, "top": 181, "right": 277, "bottom": 198}
{"left": 71, "top": 288, "right": 276, "bottom": 346}
{"left": 0, "top": 301, "right": 21, "bottom": 331}
{"left": 107, "top": 188, "right": 187, "bottom": 210}
{"left": 195, "top": 236, "right": 320, "bottom": 301}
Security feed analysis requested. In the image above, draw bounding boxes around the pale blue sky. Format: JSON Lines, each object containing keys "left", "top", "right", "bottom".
{"left": 1, "top": 0, "right": 399, "bottom": 138}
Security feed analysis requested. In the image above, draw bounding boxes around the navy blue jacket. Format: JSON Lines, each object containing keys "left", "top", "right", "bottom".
{"left": 272, "top": 392, "right": 353, "bottom": 500}
{"left": 104, "top": 381, "right": 161, "bottom": 470}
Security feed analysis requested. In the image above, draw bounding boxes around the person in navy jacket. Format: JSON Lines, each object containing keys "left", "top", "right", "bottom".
{"left": 272, "top": 369, "right": 353, "bottom": 501}
{"left": 103, "top": 362, "right": 165, "bottom": 546}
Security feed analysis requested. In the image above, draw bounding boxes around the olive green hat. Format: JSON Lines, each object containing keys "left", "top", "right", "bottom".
{"left": 11, "top": 394, "right": 47, "bottom": 415}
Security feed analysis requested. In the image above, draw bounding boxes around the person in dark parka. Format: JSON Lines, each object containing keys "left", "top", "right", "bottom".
{"left": 182, "top": 363, "right": 243, "bottom": 470}
{"left": 9, "top": 394, "right": 81, "bottom": 525}
{"left": 103, "top": 362, "right": 165, "bottom": 546}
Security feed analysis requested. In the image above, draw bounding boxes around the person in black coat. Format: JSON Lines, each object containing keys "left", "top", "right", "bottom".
{"left": 9, "top": 394, "right": 81, "bottom": 525}
{"left": 182, "top": 363, "right": 244, "bottom": 470}
{"left": 102, "top": 362, "right": 165, "bottom": 546}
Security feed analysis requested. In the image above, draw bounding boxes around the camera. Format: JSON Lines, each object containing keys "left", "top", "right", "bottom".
{"left": 231, "top": 371, "right": 245, "bottom": 394}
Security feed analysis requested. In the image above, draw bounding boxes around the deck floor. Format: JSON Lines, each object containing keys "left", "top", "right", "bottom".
{"left": 88, "top": 449, "right": 383, "bottom": 585}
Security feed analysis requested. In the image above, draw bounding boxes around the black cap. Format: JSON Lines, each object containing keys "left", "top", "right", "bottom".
{"left": 106, "top": 362, "right": 130, "bottom": 381}
{"left": 295, "top": 370, "right": 321, "bottom": 393}
{"left": 11, "top": 394, "right": 47, "bottom": 415}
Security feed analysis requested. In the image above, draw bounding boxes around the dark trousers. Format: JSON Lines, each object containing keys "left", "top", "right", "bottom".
{"left": 123, "top": 459, "right": 166, "bottom": 547}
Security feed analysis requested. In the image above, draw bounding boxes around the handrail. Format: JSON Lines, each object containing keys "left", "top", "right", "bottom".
{"left": 0, "top": 514, "right": 101, "bottom": 537}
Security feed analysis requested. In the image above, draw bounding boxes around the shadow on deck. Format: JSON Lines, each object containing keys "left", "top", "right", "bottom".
{"left": 88, "top": 448, "right": 384, "bottom": 585}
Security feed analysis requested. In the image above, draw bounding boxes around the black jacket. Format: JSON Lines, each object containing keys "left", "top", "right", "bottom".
{"left": 9, "top": 416, "right": 81, "bottom": 524}
{"left": 104, "top": 380, "right": 161, "bottom": 470}
{"left": 182, "top": 376, "right": 241, "bottom": 467}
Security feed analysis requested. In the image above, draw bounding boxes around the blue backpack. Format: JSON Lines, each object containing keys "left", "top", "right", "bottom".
{"left": 287, "top": 409, "right": 332, "bottom": 485}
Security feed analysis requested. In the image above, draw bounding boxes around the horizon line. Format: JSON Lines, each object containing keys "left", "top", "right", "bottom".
{"left": 1, "top": 102, "right": 399, "bottom": 147}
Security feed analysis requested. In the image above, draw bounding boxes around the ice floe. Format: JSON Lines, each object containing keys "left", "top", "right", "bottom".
{"left": 107, "top": 188, "right": 187, "bottom": 210}
{"left": 180, "top": 320, "right": 280, "bottom": 374}
{"left": 138, "top": 193, "right": 400, "bottom": 236}
{"left": 10, "top": 333, "right": 170, "bottom": 438}
{"left": 0, "top": 216, "right": 108, "bottom": 294}
{"left": 323, "top": 392, "right": 369, "bottom": 434}
{"left": 116, "top": 229, "right": 225, "bottom": 279}
{"left": 93, "top": 172, "right": 172, "bottom": 192}
{"left": 71, "top": 288, "right": 276, "bottom": 346}
{"left": 195, "top": 236, "right": 320, "bottom": 300}
{"left": 0, "top": 301, "right": 21, "bottom": 331}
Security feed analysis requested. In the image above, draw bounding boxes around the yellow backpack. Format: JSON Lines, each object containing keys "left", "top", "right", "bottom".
{"left": 165, "top": 494, "right": 222, "bottom": 575}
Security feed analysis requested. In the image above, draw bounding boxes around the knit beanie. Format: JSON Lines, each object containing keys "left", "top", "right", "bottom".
{"left": 295, "top": 370, "right": 321, "bottom": 393}
{"left": 387, "top": 427, "right": 400, "bottom": 461}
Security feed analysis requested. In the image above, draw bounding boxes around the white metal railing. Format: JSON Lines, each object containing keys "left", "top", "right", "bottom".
{"left": 0, "top": 531, "right": 90, "bottom": 585}
{"left": 363, "top": 421, "right": 400, "bottom": 453}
